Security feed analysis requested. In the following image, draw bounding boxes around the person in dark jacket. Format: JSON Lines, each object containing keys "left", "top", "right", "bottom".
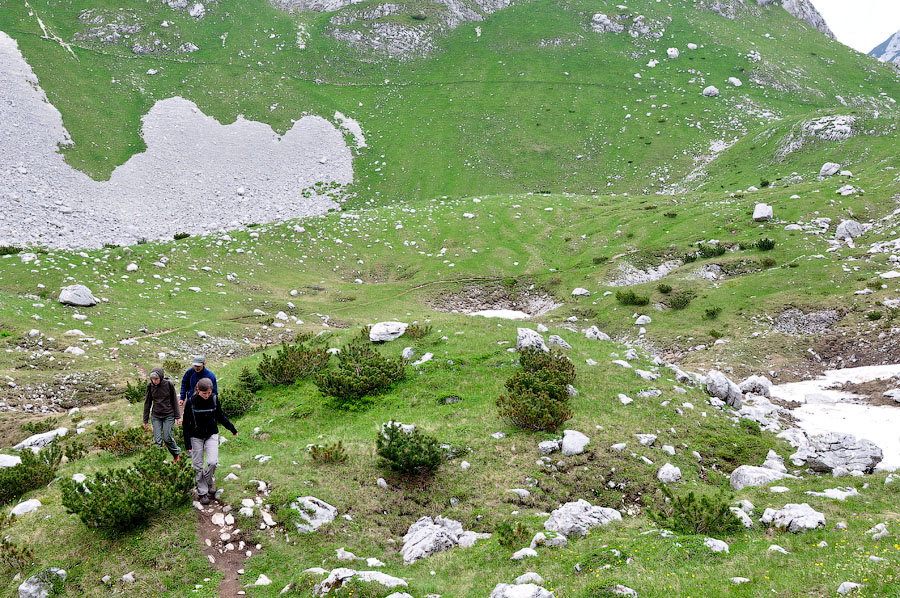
{"left": 142, "top": 367, "right": 181, "bottom": 461}
{"left": 180, "top": 355, "right": 217, "bottom": 406}
{"left": 183, "top": 377, "right": 237, "bottom": 505}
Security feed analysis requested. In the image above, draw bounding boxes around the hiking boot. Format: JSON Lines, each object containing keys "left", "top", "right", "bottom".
{"left": 199, "top": 494, "right": 211, "bottom": 505}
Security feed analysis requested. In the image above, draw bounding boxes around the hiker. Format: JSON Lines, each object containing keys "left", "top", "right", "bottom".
{"left": 142, "top": 367, "right": 182, "bottom": 461}
{"left": 180, "top": 355, "right": 217, "bottom": 406}
{"left": 183, "top": 377, "right": 237, "bottom": 505}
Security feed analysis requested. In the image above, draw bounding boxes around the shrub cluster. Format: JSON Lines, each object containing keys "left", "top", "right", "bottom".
{"left": 64, "top": 439, "right": 88, "bottom": 461}
{"left": 668, "top": 292, "right": 693, "bottom": 310}
{"left": 494, "top": 519, "right": 530, "bottom": 548}
{"left": 21, "top": 417, "right": 59, "bottom": 435}
{"left": 375, "top": 422, "right": 442, "bottom": 475}
{"left": 697, "top": 243, "right": 726, "bottom": 258}
{"left": 315, "top": 341, "right": 406, "bottom": 409}
{"left": 657, "top": 283, "right": 672, "bottom": 294}
{"left": 703, "top": 306, "right": 722, "bottom": 320}
{"left": 123, "top": 380, "right": 144, "bottom": 404}
{"left": 0, "top": 514, "right": 34, "bottom": 573}
{"left": 309, "top": 441, "right": 348, "bottom": 464}
{"left": 92, "top": 424, "right": 150, "bottom": 456}
{"left": 755, "top": 238, "right": 776, "bottom": 251}
{"left": 496, "top": 348, "right": 574, "bottom": 431}
{"left": 258, "top": 336, "right": 329, "bottom": 385}
{"left": 614, "top": 290, "right": 649, "bottom": 306}
{"left": 62, "top": 447, "right": 193, "bottom": 532}
{"left": 0, "top": 442, "right": 62, "bottom": 504}
{"left": 404, "top": 323, "right": 432, "bottom": 340}
{"left": 650, "top": 487, "right": 742, "bottom": 537}
{"left": 219, "top": 387, "right": 257, "bottom": 419}
{"left": 162, "top": 359, "right": 183, "bottom": 375}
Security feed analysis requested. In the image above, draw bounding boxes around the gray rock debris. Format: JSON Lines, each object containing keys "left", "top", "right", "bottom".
{"left": 58, "top": 285, "right": 99, "bottom": 307}
{"left": 489, "top": 584, "right": 555, "bottom": 598}
{"left": 548, "top": 335, "right": 571, "bottom": 350}
{"left": 819, "top": 162, "right": 841, "bottom": 177}
{"left": 543, "top": 499, "right": 621, "bottom": 536}
{"left": 760, "top": 503, "right": 825, "bottom": 532}
{"left": 803, "top": 432, "right": 883, "bottom": 474}
{"left": 18, "top": 568, "right": 67, "bottom": 598}
{"left": 730, "top": 465, "right": 795, "bottom": 490}
{"left": 834, "top": 220, "right": 865, "bottom": 240}
{"left": 313, "top": 569, "right": 407, "bottom": 596}
{"left": 752, "top": 203, "right": 773, "bottom": 222}
{"left": 369, "top": 322, "right": 408, "bottom": 342}
{"left": 14, "top": 428, "right": 68, "bottom": 451}
{"left": 739, "top": 375, "right": 772, "bottom": 397}
{"left": 400, "top": 516, "right": 489, "bottom": 564}
{"left": 705, "top": 370, "right": 742, "bottom": 409}
{"left": 517, "top": 328, "right": 549, "bottom": 353}
{"left": 289, "top": 496, "right": 338, "bottom": 533}
{"left": 657, "top": 463, "right": 682, "bottom": 483}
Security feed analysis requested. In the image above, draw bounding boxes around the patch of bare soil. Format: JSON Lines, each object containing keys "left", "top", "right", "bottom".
{"left": 429, "top": 281, "right": 561, "bottom": 316}
{"left": 813, "top": 327, "right": 900, "bottom": 370}
{"left": 195, "top": 496, "right": 253, "bottom": 597}
{"left": 836, "top": 379, "right": 900, "bottom": 407}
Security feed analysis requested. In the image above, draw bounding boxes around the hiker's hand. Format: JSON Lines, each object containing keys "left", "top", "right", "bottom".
{"left": 175, "top": 419, "right": 182, "bottom": 426}
{"left": 179, "top": 399, "right": 185, "bottom": 407}
{"left": 142, "top": 423, "right": 148, "bottom": 430}
{"left": 186, "top": 449, "right": 192, "bottom": 456}
{"left": 233, "top": 432, "right": 238, "bottom": 438}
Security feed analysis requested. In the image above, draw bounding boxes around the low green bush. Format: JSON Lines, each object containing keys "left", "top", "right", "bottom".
{"left": 697, "top": 243, "right": 726, "bottom": 258}
{"left": 760, "top": 257, "right": 777, "bottom": 268}
{"left": 650, "top": 487, "right": 742, "bottom": 538}
{"left": 21, "top": 417, "right": 59, "bottom": 435}
{"left": 375, "top": 422, "right": 442, "bottom": 475}
{"left": 315, "top": 342, "right": 406, "bottom": 409}
{"left": 64, "top": 439, "right": 88, "bottom": 461}
{"left": 235, "top": 366, "right": 262, "bottom": 393}
{"left": 219, "top": 387, "right": 257, "bottom": 419}
{"left": 703, "top": 306, "right": 722, "bottom": 320}
{"left": 755, "top": 238, "right": 776, "bottom": 251}
{"left": 494, "top": 519, "right": 530, "bottom": 548}
{"left": 668, "top": 292, "right": 693, "bottom": 310}
{"left": 519, "top": 348, "right": 576, "bottom": 386}
{"left": 123, "top": 380, "right": 144, "bottom": 404}
{"left": 162, "top": 359, "right": 183, "bottom": 375}
{"left": 0, "top": 442, "right": 62, "bottom": 505}
{"left": 867, "top": 311, "right": 883, "bottom": 321}
{"left": 615, "top": 290, "right": 649, "bottom": 306}
{"left": 92, "top": 424, "right": 150, "bottom": 457}
{"left": 404, "top": 323, "right": 432, "bottom": 340}
{"left": 62, "top": 447, "right": 193, "bottom": 532}
{"left": 173, "top": 232, "right": 190, "bottom": 240}
{"left": 309, "top": 442, "right": 348, "bottom": 464}
{"left": 497, "top": 348, "right": 574, "bottom": 431}
{"left": 0, "top": 514, "right": 33, "bottom": 573}
{"left": 258, "top": 337, "right": 329, "bottom": 386}
{"left": 496, "top": 389, "right": 572, "bottom": 432}
{"left": 0, "top": 246, "right": 22, "bottom": 256}
{"left": 657, "top": 283, "right": 673, "bottom": 294}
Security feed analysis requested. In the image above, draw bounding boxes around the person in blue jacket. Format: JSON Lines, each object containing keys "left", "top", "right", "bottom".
{"left": 180, "top": 355, "right": 217, "bottom": 406}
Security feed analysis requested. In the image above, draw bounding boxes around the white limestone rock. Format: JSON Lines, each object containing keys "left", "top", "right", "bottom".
{"left": 58, "top": 285, "right": 99, "bottom": 307}
{"left": 369, "top": 322, "right": 408, "bottom": 342}
{"left": 289, "top": 496, "right": 337, "bottom": 533}
{"left": 517, "top": 328, "right": 549, "bottom": 352}
{"left": 760, "top": 503, "right": 825, "bottom": 532}
{"left": 543, "top": 499, "right": 621, "bottom": 537}
{"left": 730, "top": 465, "right": 794, "bottom": 490}
{"left": 561, "top": 430, "right": 590, "bottom": 456}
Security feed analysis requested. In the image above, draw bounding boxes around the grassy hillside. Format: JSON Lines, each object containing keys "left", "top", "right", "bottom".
{"left": 1, "top": 0, "right": 899, "bottom": 203}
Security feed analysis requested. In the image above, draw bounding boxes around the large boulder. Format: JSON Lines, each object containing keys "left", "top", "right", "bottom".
{"left": 369, "top": 322, "right": 408, "bottom": 342}
{"left": 489, "top": 584, "right": 555, "bottom": 598}
{"left": 753, "top": 203, "right": 773, "bottom": 222}
{"left": 819, "top": 162, "right": 841, "bottom": 177}
{"left": 657, "top": 463, "right": 682, "bottom": 483}
{"left": 10, "top": 499, "right": 42, "bottom": 517}
{"left": 58, "top": 285, "right": 99, "bottom": 307}
{"left": 705, "top": 370, "right": 742, "bottom": 409}
{"left": 803, "top": 432, "right": 882, "bottom": 474}
{"left": 18, "top": 568, "right": 66, "bottom": 598}
{"left": 517, "top": 328, "right": 549, "bottom": 353}
{"left": 760, "top": 503, "right": 825, "bottom": 532}
{"left": 834, "top": 220, "right": 864, "bottom": 240}
{"left": 583, "top": 326, "right": 610, "bottom": 341}
{"left": 400, "top": 515, "right": 488, "bottom": 564}
{"left": 313, "top": 569, "right": 407, "bottom": 596}
{"left": 14, "top": 428, "right": 67, "bottom": 452}
{"left": 289, "top": 496, "right": 337, "bottom": 533}
{"left": 561, "top": 430, "right": 590, "bottom": 456}
{"left": 543, "top": 499, "right": 621, "bottom": 537}
{"left": 702, "top": 85, "right": 720, "bottom": 97}
{"left": 730, "top": 465, "right": 794, "bottom": 490}
{"left": 739, "top": 375, "right": 772, "bottom": 397}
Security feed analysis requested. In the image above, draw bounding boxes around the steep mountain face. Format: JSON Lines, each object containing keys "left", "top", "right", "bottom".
{"left": 870, "top": 29, "right": 900, "bottom": 66}
{"left": 699, "top": 0, "right": 833, "bottom": 38}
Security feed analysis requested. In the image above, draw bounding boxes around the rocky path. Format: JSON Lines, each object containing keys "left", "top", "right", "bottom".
{"left": 194, "top": 494, "right": 255, "bottom": 597}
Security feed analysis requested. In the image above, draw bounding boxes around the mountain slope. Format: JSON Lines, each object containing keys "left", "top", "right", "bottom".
{"left": 870, "top": 28, "right": 900, "bottom": 66}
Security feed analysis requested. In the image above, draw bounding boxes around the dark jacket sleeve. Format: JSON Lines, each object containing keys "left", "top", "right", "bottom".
{"left": 169, "top": 381, "right": 181, "bottom": 419}
{"left": 142, "top": 383, "right": 153, "bottom": 424}
{"left": 215, "top": 396, "right": 237, "bottom": 435}
{"left": 182, "top": 399, "right": 193, "bottom": 447}
{"left": 180, "top": 369, "right": 191, "bottom": 401}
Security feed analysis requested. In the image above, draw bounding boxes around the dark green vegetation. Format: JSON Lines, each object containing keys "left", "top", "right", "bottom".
{"left": 497, "top": 348, "right": 576, "bottom": 431}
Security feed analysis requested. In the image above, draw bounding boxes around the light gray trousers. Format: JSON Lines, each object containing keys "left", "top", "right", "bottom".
{"left": 150, "top": 416, "right": 180, "bottom": 458}
{"left": 190, "top": 434, "right": 219, "bottom": 496}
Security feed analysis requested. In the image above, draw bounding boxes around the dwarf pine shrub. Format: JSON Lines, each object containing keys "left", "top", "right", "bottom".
{"left": 697, "top": 243, "right": 726, "bottom": 258}
{"left": 0, "top": 441, "right": 62, "bottom": 505}
{"left": 497, "top": 348, "right": 574, "bottom": 431}
{"left": 92, "top": 424, "right": 149, "bottom": 457}
{"left": 494, "top": 519, "right": 530, "bottom": 548}
{"left": 650, "top": 487, "right": 742, "bottom": 538}
{"left": 219, "top": 387, "right": 257, "bottom": 419}
{"left": 62, "top": 447, "right": 193, "bottom": 532}
{"left": 64, "top": 439, "right": 88, "bottom": 461}
{"left": 309, "top": 441, "right": 348, "bottom": 464}
{"left": 615, "top": 290, "right": 649, "bottom": 306}
{"left": 315, "top": 342, "right": 406, "bottom": 409}
{"left": 404, "top": 323, "right": 432, "bottom": 340}
{"left": 123, "top": 380, "right": 144, "bottom": 404}
{"left": 755, "top": 238, "right": 776, "bottom": 251}
{"left": 236, "top": 366, "right": 263, "bottom": 394}
{"left": 21, "top": 417, "right": 59, "bottom": 435}
{"left": 0, "top": 516, "right": 34, "bottom": 573}
{"left": 375, "top": 422, "right": 442, "bottom": 475}
{"left": 258, "top": 337, "right": 329, "bottom": 386}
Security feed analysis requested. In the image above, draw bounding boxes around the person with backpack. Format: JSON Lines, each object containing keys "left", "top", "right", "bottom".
{"left": 180, "top": 355, "right": 217, "bottom": 406}
{"left": 142, "top": 367, "right": 182, "bottom": 461}
{"left": 182, "top": 377, "right": 237, "bottom": 505}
